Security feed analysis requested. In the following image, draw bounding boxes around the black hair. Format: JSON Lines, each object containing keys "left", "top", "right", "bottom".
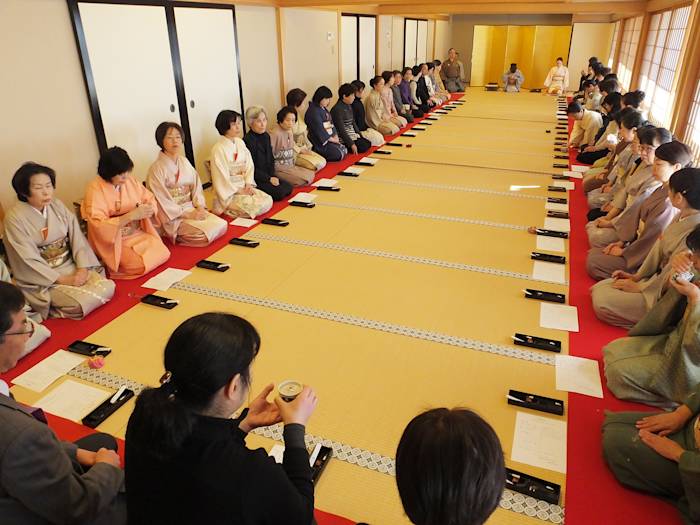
{"left": 155, "top": 121, "right": 184, "bottom": 151}
{"left": 588, "top": 56, "right": 599, "bottom": 66}
{"left": 670, "top": 168, "right": 700, "bottom": 209}
{"left": 312, "top": 86, "right": 333, "bottom": 104}
{"left": 412, "top": 65, "right": 421, "bottom": 76}
{"left": 396, "top": 408, "right": 505, "bottom": 525}
{"left": 127, "top": 313, "right": 260, "bottom": 460}
{"left": 338, "top": 83, "right": 355, "bottom": 99}
{"left": 567, "top": 101, "right": 583, "bottom": 114}
{"left": 593, "top": 63, "right": 607, "bottom": 76}
{"left": 351, "top": 80, "right": 365, "bottom": 93}
{"left": 426, "top": 61, "right": 435, "bottom": 71}
{"left": 285, "top": 88, "right": 307, "bottom": 108}
{"left": 603, "top": 73, "right": 618, "bottom": 81}
{"left": 433, "top": 59, "right": 442, "bottom": 66}
{"left": 97, "top": 147, "right": 134, "bottom": 181}
{"left": 618, "top": 107, "right": 646, "bottom": 129}
{"left": 603, "top": 92, "right": 622, "bottom": 114}
{"left": 556, "top": 56, "right": 564, "bottom": 61}
{"left": 369, "top": 75, "right": 384, "bottom": 88}
{"left": 276, "top": 106, "right": 296, "bottom": 124}
{"left": 402, "top": 67, "right": 413, "bottom": 76}
{"left": 0, "top": 281, "right": 26, "bottom": 345}
{"left": 392, "top": 69, "right": 402, "bottom": 76}
{"left": 381, "top": 70, "right": 393, "bottom": 83}
{"left": 215, "top": 110, "right": 241, "bottom": 136}
{"left": 11, "top": 162, "right": 56, "bottom": 202}
{"left": 639, "top": 126, "right": 672, "bottom": 147}
{"left": 686, "top": 223, "right": 700, "bottom": 252}
{"left": 622, "top": 90, "right": 645, "bottom": 109}
{"left": 598, "top": 79, "right": 620, "bottom": 95}
{"left": 656, "top": 141, "right": 693, "bottom": 168}
{"left": 581, "top": 79, "right": 597, "bottom": 89}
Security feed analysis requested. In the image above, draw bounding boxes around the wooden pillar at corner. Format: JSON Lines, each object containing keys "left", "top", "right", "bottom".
{"left": 612, "top": 18, "right": 625, "bottom": 71}
{"left": 629, "top": 12, "right": 651, "bottom": 89}
{"left": 275, "top": 7, "right": 287, "bottom": 106}
{"left": 671, "top": 0, "right": 700, "bottom": 136}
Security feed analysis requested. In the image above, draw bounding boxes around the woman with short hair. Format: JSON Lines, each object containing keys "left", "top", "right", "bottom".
{"left": 4, "top": 161, "right": 114, "bottom": 319}
{"left": 125, "top": 312, "right": 319, "bottom": 525}
{"left": 304, "top": 86, "right": 347, "bottom": 162}
{"left": 82, "top": 147, "right": 170, "bottom": 280}
{"left": 349, "top": 80, "right": 384, "bottom": 146}
{"left": 244, "top": 106, "right": 294, "bottom": 201}
{"left": 285, "top": 88, "right": 327, "bottom": 172}
{"left": 269, "top": 107, "right": 316, "bottom": 187}
{"left": 210, "top": 109, "right": 274, "bottom": 218}
{"left": 146, "top": 122, "right": 227, "bottom": 246}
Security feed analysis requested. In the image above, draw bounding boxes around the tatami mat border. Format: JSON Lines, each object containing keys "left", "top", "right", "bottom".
{"left": 172, "top": 282, "right": 556, "bottom": 365}
{"left": 246, "top": 232, "right": 566, "bottom": 284}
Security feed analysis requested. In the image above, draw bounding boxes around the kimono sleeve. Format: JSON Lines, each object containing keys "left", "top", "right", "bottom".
{"left": 210, "top": 143, "right": 237, "bottom": 206}
{"left": 3, "top": 210, "right": 60, "bottom": 286}
{"left": 678, "top": 451, "right": 700, "bottom": 523}
{"left": 60, "top": 200, "right": 101, "bottom": 270}
{"left": 147, "top": 161, "right": 184, "bottom": 222}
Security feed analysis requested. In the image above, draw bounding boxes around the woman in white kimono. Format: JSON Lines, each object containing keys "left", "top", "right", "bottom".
{"left": 147, "top": 122, "right": 227, "bottom": 246}
{"left": 4, "top": 162, "right": 115, "bottom": 319}
{"left": 285, "top": 88, "right": 327, "bottom": 172}
{"left": 210, "top": 110, "right": 273, "bottom": 219}
{"left": 0, "top": 259, "right": 51, "bottom": 355}
{"left": 543, "top": 57, "right": 569, "bottom": 95}
{"left": 591, "top": 164, "right": 700, "bottom": 328}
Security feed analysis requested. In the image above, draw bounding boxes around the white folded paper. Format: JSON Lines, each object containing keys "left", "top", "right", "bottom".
{"left": 341, "top": 166, "right": 364, "bottom": 175}
{"left": 540, "top": 303, "right": 579, "bottom": 332}
{"left": 230, "top": 217, "right": 258, "bottom": 227}
{"left": 312, "top": 178, "right": 338, "bottom": 188}
{"left": 532, "top": 261, "right": 566, "bottom": 284}
{"left": 552, "top": 181, "right": 575, "bottom": 190}
{"left": 544, "top": 217, "right": 571, "bottom": 232}
{"left": 563, "top": 170, "right": 584, "bottom": 179}
{"left": 142, "top": 268, "right": 192, "bottom": 291}
{"left": 536, "top": 236, "right": 566, "bottom": 253}
{"left": 571, "top": 165, "right": 588, "bottom": 173}
{"left": 289, "top": 192, "right": 317, "bottom": 203}
{"left": 12, "top": 350, "right": 85, "bottom": 392}
{"left": 555, "top": 354, "right": 603, "bottom": 398}
{"left": 35, "top": 380, "right": 111, "bottom": 422}
{"left": 511, "top": 412, "right": 567, "bottom": 473}
{"left": 545, "top": 201, "right": 569, "bottom": 212}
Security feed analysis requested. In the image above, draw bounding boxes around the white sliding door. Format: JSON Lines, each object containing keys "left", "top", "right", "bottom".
{"left": 417, "top": 20, "right": 428, "bottom": 63}
{"left": 341, "top": 15, "right": 358, "bottom": 84}
{"left": 404, "top": 19, "right": 417, "bottom": 67}
{"left": 174, "top": 6, "right": 241, "bottom": 182}
{"left": 78, "top": 2, "right": 180, "bottom": 178}
{"left": 359, "top": 16, "right": 376, "bottom": 82}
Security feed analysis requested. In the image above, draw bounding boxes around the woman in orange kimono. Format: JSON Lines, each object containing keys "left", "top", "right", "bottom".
{"left": 82, "top": 147, "right": 170, "bottom": 280}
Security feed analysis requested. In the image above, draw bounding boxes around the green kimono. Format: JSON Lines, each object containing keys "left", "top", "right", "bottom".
{"left": 604, "top": 286, "right": 700, "bottom": 408}
{"left": 602, "top": 384, "right": 700, "bottom": 524}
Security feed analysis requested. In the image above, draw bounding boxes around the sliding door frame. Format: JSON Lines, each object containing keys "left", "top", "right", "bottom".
{"left": 341, "top": 13, "right": 377, "bottom": 81}
{"left": 403, "top": 17, "right": 428, "bottom": 68}
{"left": 67, "top": 0, "right": 245, "bottom": 167}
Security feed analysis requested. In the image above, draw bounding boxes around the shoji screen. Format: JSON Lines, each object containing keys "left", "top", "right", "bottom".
{"left": 617, "top": 16, "right": 643, "bottom": 90}
{"left": 342, "top": 14, "right": 376, "bottom": 84}
{"left": 341, "top": 15, "right": 358, "bottom": 84}
{"left": 404, "top": 19, "right": 418, "bottom": 66}
{"left": 686, "top": 77, "right": 700, "bottom": 164}
{"left": 416, "top": 20, "right": 428, "bottom": 64}
{"left": 359, "top": 16, "right": 376, "bottom": 82}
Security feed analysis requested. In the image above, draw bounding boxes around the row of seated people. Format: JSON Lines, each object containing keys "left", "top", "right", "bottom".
{"left": 0, "top": 68, "right": 452, "bottom": 343}
{"left": 566, "top": 62, "right": 700, "bottom": 522}
{"left": 0, "top": 291, "right": 506, "bottom": 525}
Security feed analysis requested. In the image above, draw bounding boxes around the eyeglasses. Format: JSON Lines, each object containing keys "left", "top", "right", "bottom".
{"left": 4, "top": 318, "right": 35, "bottom": 338}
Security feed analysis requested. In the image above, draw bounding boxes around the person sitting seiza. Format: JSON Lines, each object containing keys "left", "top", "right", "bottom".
{"left": 269, "top": 107, "right": 316, "bottom": 187}
{"left": 330, "top": 84, "right": 372, "bottom": 155}
{"left": 4, "top": 162, "right": 115, "bottom": 318}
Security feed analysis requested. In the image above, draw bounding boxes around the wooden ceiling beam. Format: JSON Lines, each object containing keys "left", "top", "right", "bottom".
{"left": 377, "top": 1, "right": 647, "bottom": 14}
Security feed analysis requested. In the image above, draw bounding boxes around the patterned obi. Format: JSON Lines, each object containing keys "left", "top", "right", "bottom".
{"left": 39, "top": 236, "right": 72, "bottom": 268}
{"left": 120, "top": 219, "right": 141, "bottom": 237}
{"left": 274, "top": 147, "right": 295, "bottom": 167}
{"left": 168, "top": 184, "right": 193, "bottom": 206}
{"left": 552, "top": 75, "right": 565, "bottom": 82}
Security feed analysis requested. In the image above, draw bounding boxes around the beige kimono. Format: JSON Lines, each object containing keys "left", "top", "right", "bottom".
{"left": 210, "top": 136, "right": 273, "bottom": 219}
{"left": 4, "top": 200, "right": 115, "bottom": 319}
{"left": 365, "top": 90, "right": 399, "bottom": 136}
{"left": 146, "top": 152, "right": 227, "bottom": 246}
{"left": 291, "top": 119, "right": 327, "bottom": 172}
{"left": 269, "top": 128, "right": 315, "bottom": 187}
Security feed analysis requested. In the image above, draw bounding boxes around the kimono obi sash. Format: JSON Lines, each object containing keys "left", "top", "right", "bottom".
{"left": 39, "top": 236, "right": 71, "bottom": 268}
{"left": 120, "top": 219, "right": 141, "bottom": 238}
{"left": 228, "top": 158, "right": 247, "bottom": 178}
{"left": 323, "top": 120, "right": 333, "bottom": 136}
{"left": 274, "top": 147, "right": 295, "bottom": 167}
{"left": 507, "top": 77, "right": 517, "bottom": 85}
{"left": 552, "top": 75, "right": 565, "bottom": 81}
{"left": 168, "top": 184, "right": 193, "bottom": 206}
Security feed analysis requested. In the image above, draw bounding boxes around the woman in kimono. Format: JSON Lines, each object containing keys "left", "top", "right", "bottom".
{"left": 576, "top": 92, "right": 623, "bottom": 165}
{"left": 82, "top": 147, "right": 171, "bottom": 280}
{"left": 210, "top": 110, "right": 274, "bottom": 218}
{"left": 603, "top": 222, "right": 700, "bottom": 408}
{"left": 379, "top": 71, "right": 407, "bottom": 129}
{"left": 410, "top": 66, "right": 432, "bottom": 114}
{"left": 399, "top": 68, "right": 424, "bottom": 118}
{"left": 591, "top": 163, "right": 700, "bottom": 327}
{"left": 602, "top": 381, "right": 700, "bottom": 524}
{"left": 5, "top": 162, "right": 115, "bottom": 318}
{"left": 304, "top": 86, "right": 347, "bottom": 162}
{"left": 244, "top": 106, "right": 294, "bottom": 201}
{"left": 349, "top": 80, "right": 385, "bottom": 147}
{"left": 543, "top": 57, "right": 569, "bottom": 95}
{"left": 146, "top": 122, "right": 227, "bottom": 246}
{"left": 586, "top": 140, "right": 691, "bottom": 280}
{"left": 586, "top": 126, "right": 670, "bottom": 250}
{"left": 430, "top": 60, "right": 451, "bottom": 103}
{"left": 0, "top": 258, "right": 51, "bottom": 355}
{"left": 285, "top": 88, "right": 327, "bottom": 172}
{"left": 417, "top": 63, "right": 441, "bottom": 107}
{"left": 389, "top": 71, "right": 414, "bottom": 124}
{"left": 270, "top": 107, "right": 315, "bottom": 187}
{"left": 502, "top": 63, "right": 524, "bottom": 92}
{"left": 365, "top": 76, "right": 400, "bottom": 137}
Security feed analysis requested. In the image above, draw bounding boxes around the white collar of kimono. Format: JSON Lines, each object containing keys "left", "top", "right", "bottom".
{"left": 30, "top": 203, "right": 48, "bottom": 219}
{"left": 0, "top": 379, "right": 9, "bottom": 397}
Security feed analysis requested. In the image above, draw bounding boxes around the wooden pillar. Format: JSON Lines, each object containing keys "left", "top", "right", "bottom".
{"left": 629, "top": 12, "right": 650, "bottom": 88}
{"left": 612, "top": 19, "right": 625, "bottom": 70}
{"left": 671, "top": 0, "right": 700, "bottom": 136}
{"left": 275, "top": 7, "right": 287, "bottom": 106}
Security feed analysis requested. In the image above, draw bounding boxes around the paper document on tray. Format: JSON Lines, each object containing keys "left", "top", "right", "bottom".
{"left": 511, "top": 412, "right": 567, "bottom": 473}
{"left": 12, "top": 350, "right": 85, "bottom": 392}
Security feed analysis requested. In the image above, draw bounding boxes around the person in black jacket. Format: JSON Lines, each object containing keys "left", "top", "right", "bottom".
{"left": 330, "top": 83, "right": 371, "bottom": 155}
{"left": 243, "top": 106, "right": 292, "bottom": 201}
{"left": 350, "top": 80, "right": 384, "bottom": 146}
{"left": 125, "top": 312, "right": 319, "bottom": 525}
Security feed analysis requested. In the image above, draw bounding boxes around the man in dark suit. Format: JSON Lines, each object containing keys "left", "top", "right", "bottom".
{"left": 0, "top": 281, "right": 125, "bottom": 524}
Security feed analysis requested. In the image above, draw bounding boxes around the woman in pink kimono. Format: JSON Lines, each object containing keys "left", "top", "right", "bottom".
{"left": 82, "top": 147, "right": 170, "bottom": 280}
{"left": 4, "top": 162, "right": 115, "bottom": 319}
{"left": 146, "top": 122, "right": 227, "bottom": 246}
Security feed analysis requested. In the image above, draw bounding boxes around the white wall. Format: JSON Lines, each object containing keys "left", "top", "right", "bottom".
{"left": 391, "top": 16, "right": 404, "bottom": 70}
{"left": 434, "top": 19, "right": 452, "bottom": 61}
{"left": 237, "top": 5, "right": 282, "bottom": 113}
{"left": 568, "top": 22, "right": 615, "bottom": 79}
{"left": 427, "top": 20, "right": 435, "bottom": 60}
{"left": 281, "top": 8, "right": 339, "bottom": 103}
{"left": 0, "top": 0, "right": 99, "bottom": 215}
{"left": 377, "top": 15, "right": 393, "bottom": 73}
